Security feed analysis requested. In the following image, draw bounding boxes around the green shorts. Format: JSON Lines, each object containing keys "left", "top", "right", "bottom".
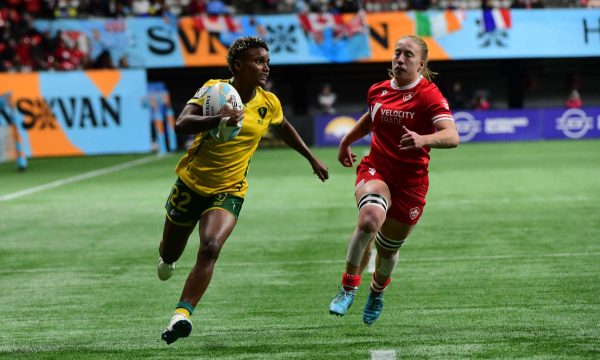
{"left": 165, "top": 178, "right": 244, "bottom": 226}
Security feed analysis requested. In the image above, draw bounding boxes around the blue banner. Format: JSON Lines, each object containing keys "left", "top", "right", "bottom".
{"left": 314, "top": 114, "right": 371, "bottom": 146}
{"left": 31, "top": 10, "right": 600, "bottom": 68}
{"left": 454, "top": 107, "right": 600, "bottom": 142}
{"left": 314, "top": 108, "right": 600, "bottom": 146}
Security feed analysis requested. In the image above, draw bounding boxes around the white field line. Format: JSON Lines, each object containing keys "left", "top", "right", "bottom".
{"left": 371, "top": 350, "right": 397, "bottom": 360}
{"left": 2, "top": 252, "right": 599, "bottom": 274}
{"left": 0, "top": 155, "right": 163, "bottom": 202}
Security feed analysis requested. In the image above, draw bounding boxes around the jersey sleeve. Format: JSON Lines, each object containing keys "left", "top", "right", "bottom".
{"left": 425, "top": 85, "right": 454, "bottom": 124}
{"left": 187, "top": 79, "right": 220, "bottom": 107}
{"left": 366, "top": 83, "right": 379, "bottom": 108}
{"left": 267, "top": 91, "right": 284, "bottom": 126}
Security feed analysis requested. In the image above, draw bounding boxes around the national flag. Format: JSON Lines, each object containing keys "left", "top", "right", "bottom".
{"left": 482, "top": 8, "right": 511, "bottom": 32}
{"left": 299, "top": 12, "right": 370, "bottom": 62}
{"left": 192, "top": 14, "right": 241, "bottom": 33}
{"left": 335, "top": 10, "right": 368, "bottom": 38}
{"left": 298, "top": 13, "right": 344, "bottom": 35}
{"left": 415, "top": 10, "right": 466, "bottom": 38}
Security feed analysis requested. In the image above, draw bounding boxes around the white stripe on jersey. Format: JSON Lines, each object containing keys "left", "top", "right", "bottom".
{"left": 432, "top": 114, "right": 454, "bottom": 123}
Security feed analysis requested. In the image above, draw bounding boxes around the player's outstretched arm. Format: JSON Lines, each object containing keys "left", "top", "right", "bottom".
{"left": 338, "top": 111, "right": 371, "bottom": 167}
{"left": 273, "top": 117, "right": 329, "bottom": 182}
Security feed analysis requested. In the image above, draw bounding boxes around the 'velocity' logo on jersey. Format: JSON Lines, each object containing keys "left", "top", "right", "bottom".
{"left": 555, "top": 109, "right": 594, "bottom": 139}
{"left": 372, "top": 103, "right": 415, "bottom": 126}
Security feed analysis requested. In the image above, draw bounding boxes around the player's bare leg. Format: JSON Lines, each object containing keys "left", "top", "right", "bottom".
{"left": 162, "top": 210, "right": 237, "bottom": 344}
{"left": 363, "top": 218, "right": 414, "bottom": 325}
{"left": 158, "top": 218, "right": 195, "bottom": 281}
{"left": 179, "top": 210, "right": 236, "bottom": 306}
{"left": 359, "top": 238, "right": 375, "bottom": 274}
{"left": 329, "top": 180, "right": 390, "bottom": 316}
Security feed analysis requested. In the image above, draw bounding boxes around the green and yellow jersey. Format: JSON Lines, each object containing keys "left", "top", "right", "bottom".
{"left": 175, "top": 79, "right": 283, "bottom": 198}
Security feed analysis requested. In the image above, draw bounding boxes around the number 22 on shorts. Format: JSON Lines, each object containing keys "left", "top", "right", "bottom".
{"left": 169, "top": 185, "right": 191, "bottom": 213}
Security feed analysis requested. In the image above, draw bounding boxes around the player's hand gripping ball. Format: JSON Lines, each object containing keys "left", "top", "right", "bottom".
{"left": 203, "top": 82, "right": 244, "bottom": 141}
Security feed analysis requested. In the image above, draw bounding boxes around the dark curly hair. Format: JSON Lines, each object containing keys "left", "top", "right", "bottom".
{"left": 226, "top": 36, "right": 269, "bottom": 75}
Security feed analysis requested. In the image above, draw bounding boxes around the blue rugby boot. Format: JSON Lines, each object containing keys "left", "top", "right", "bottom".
{"left": 363, "top": 291, "right": 384, "bottom": 325}
{"left": 328, "top": 288, "right": 356, "bottom": 316}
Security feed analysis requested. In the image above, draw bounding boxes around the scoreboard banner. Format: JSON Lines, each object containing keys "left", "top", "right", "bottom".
{"left": 314, "top": 108, "right": 600, "bottom": 146}
{"left": 33, "top": 9, "right": 600, "bottom": 69}
{"left": 0, "top": 70, "right": 151, "bottom": 158}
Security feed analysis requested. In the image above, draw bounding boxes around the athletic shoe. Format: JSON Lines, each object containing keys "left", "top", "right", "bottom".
{"left": 328, "top": 288, "right": 356, "bottom": 316}
{"left": 157, "top": 257, "right": 175, "bottom": 281}
{"left": 161, "top": 313, "right": 192, "bottom": 345}
{"left": 363, "top": 291, "right": 384, "bottom": 325}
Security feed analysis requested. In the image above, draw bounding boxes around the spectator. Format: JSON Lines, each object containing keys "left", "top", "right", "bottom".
{"left": 118, "top": 54, "right": 129, "bottom": 68}
{"left": 472, "top": 93, "right": 490, "bottom": 110}
{"left": 447, "top": 80, "right": 467, "bottom": 110}
{"left": 565, "top": 89, "right": 583, "bottom": 109}
{"left": 187, "top": 0, "right": 207, "bottom": 15}
{"left": 92, "top": 49, "right": 114, "bottom": 69}
{"left": 318, "top": 83, "right": 337, "bottom": 114}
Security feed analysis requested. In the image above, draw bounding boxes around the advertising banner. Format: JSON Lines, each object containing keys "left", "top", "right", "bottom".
{"left": 314, "top": 108, "right": 600, "bottom": 146}
{"left": 32, "top": 9, "right": 600, "bottom": 68}
{"left": 0, "top": 70, "right": 151, "bottom": 157}
{"left": 454, "top": 108, "right": 600, "bottom": 142}
{"left": 314, "top": 114, "right": 371, "bottom": 147}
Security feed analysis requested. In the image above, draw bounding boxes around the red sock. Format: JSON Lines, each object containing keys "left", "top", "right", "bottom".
{"left": 341, "top": 273, "right": 361, "bottom": 291}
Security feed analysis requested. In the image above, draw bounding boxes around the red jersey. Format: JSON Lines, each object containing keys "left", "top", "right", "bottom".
{"left": 362, "top": 75, "right": 453, "bottom": 186}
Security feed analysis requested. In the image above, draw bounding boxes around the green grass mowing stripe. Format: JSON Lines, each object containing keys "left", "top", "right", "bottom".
{"left": 0, "top": 155, "right": 164, "bottom": 202}
{"left": 0, "top": 141, "right": 599, "bottom": 359}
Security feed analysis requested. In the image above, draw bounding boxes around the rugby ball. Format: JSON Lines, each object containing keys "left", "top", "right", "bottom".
{"left": 203, "top": 82, "right": 244, "bottom": 141}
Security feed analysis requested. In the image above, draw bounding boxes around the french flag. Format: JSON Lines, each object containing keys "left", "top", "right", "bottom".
{"left": 482, "top": 9, "right": 511, "bottom": 32}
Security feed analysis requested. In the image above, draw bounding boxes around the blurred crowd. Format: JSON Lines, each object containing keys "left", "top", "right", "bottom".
{"left": 0, "top": 0, "right": 596, "bottom": 72}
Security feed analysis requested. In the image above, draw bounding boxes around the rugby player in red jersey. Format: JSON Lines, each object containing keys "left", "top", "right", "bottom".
{"left": 328, "top": 35, "right": 460, "bottom": 324}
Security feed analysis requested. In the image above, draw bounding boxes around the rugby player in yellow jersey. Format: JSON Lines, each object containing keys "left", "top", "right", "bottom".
{"left": 158, "top": 36, "right": 329, "bottom": 345}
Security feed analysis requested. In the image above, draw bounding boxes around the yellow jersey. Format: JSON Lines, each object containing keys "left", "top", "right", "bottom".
{"left": 175, "top": 79, "right": 283, "bottom": 198}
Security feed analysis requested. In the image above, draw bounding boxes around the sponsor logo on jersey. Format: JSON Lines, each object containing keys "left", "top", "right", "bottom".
{"left": 214, "top": 193, "right": 227, "bottom": 206}
{"left": 378, "top": 107, "right": 415, "bottom": 126}
{"left": 368, "top": 168, "right": 376, "bottom": 175}
{"left": 403, "top": 92, "right": 414, "bottom": 102}
{"left": 409, "top": 207, "right": 420, "bottom": 220}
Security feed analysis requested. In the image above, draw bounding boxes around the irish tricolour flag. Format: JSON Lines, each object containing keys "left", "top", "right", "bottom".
{"left": 415, "top": 10, "right": 466, "bottom": 38}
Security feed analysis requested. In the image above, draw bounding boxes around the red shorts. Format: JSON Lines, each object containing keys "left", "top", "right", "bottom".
{"left": 355, "top": 163, "right": 429, "bottom": 225}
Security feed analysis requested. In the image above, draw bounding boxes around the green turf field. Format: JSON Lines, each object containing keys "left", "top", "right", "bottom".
{"left": 1, "top": 140, "right": 599, "bottom": 359}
